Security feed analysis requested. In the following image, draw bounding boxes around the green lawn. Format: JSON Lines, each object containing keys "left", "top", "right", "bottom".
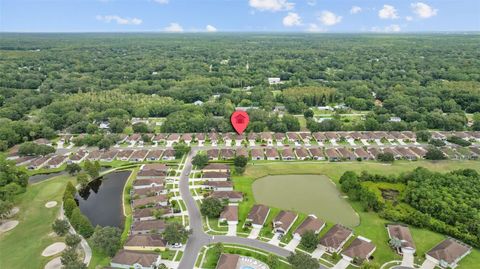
{"left": 0, "top": 175, "right": 75, "bottom": 269}
{"left": 236, "top": 160, "right": 480, "bottom": 268}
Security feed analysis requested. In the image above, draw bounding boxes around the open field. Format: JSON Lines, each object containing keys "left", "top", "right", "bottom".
{"left": 0, "top": 175, "right": 75, "bottom": 269}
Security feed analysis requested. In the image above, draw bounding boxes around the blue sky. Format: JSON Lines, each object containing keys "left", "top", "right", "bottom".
{"left": 0, "top": 0, "right": 479, "bottom": 32}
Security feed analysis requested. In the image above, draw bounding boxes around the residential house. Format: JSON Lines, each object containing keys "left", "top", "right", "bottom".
{"left": 425, "top": 238, "right": 471, "bottom": 269}
{"left": 206, "top": 149, "right": 219, "bottom": 160}
{"left": 383, "top": 148, "right": 402, "bottom": 160}
{"left": 341, "top": 237, "right": 376, "bottom": 263}
{"left": 117, "top": 150, "right": 134, "bottom": 161}
{"left": 219, "top": 205, "right": 238, "bottom": 225}
{"left": 286, "top": 132, "right": 299, "bottom": 142}
{"left": 325, "top": 148, "right": 341, "bottom": 162}
{"left": 268, "top": 77, "right": 282, "bottom": 85}
{"left": 247, "top": 132, "right": 257, "bottom": 145}
{"left": 246, "top": 204, "right": 270, "bottom": 228}
{"left": 274, "top": 133, "right": 286, "bottom": 143}
{"left": 203, "top": 181, "right": 234, "bottom": 191}
{"left": 298, "top": 132, "right": 312, "bottom": 144}
{"left": 354, "top": 148, "right": 372, "bottom": 160}
{"left": 223, "top": 133, "right": 234, "bottom": 146}
{"left": 409, "top": 147, "right": 427, "bottom": 159}
{"left": 395, "top": 147, "right": 418, "bottom": 160}
{"left": 69, "top": 150, "right": 88, "bottom": 164}
{"left": 260, "top": 132, "right": 273, "bottom": 145}
{"left": 133, "top": 206, "right": 172, "bottom": 221}
{"left": 166, "top": 133, "right": 180, "bottom": 144}
{"left": 137, "top": 164, "right": 168, "bottom": 179}
{"left": 387, "top": 224, "right": 416, "bottom": 255}
{"left": 145, "top": 150, "right": 163, "bottom": 161}
{"left": 367, "top": 148, "right": 381, "bottom": 159}
{"left": 265, "top": 148, "right": 280, "bottom": 160}
{"left": 325, "top": 132, "right": 338, "bottom": 143}
{"left": 162, "top": 149, "right": 176, "bottom": 160}
{"left": 110, "top": 250, "right": 161, "bottom": 269}
{"left": 235, "top": 134, "right": 245, "bottom": 146}
{"left": 202, "top": 163, "right": 230, "bottom": 173}
{"left": 127, "top": 133, "right": 142, "bottom": 145}
{"left": 34, "top": 138, "right": 51, "bottom": 146}
{"left": 337, "top": 148, "right": 356, "bottom": 161}
{"left": 124, "top": 234, "right": 167, "bottom": 252}
{"left": 216, "top": 254, "right": 240, "bottom": 269}
{"left": 294, "top": 147, "right": 310, "bottom": 160}
{"left": 87, "top": 150, "right": 103, "bottom": 161}
{"left": 100, "top": 150, "right": 118, "bottom": 162}
{"left": 133, "top": 178, "right": 164, "bottom": 190}
{"left": 152, "top": 134, "right": 167, "bottom": 144}
{"left": 210, "top": 191, "right": 243, "bottom": 203}
{"left": 129, "top": 150, "right": 149, "bottom": 162}
{"left": 313, "top": 132, "right": 327, "bottom": 143}
{"left": 273, "top": 210, "right": 298, "bottom": 235}
{"left": 309, "top": 148, "right": 325, "bottom": 160}
{"left": 132, "top": 186, "right": 166, "bottom": 199}
{"left": 220, "top": 148, "right": 235, "bottom": 160}
{"left": 203, "top": 171, "right": 229, "bottom": 181}
{"left": 196, "top": 133, "right": 206, "bottom": 144}
{"left": 28, "top": 155, "right": 52, "bottom": 170}
{"left": 251, "top": 148, "right": 264, "bottom": 160}
{"left": 181, "top": 133, "right": 193, "bottom": 144}
{"left": 293, "top": 215, "right": 325, "bottom": 240}
{"left": 319, "top": 224, "right": 354, "bottom": 253}
{"left": 131, "top": 220, "right": 166, "bottom": 235}
{"left": 208, "top": 132, "right": 219, "bottom": 145}
{"left": 45, "top": 155, "right": 68, "bottom": 169}
{"left": 132, "top": 195, "right": 168, "bottom": 208}
{"left": 281, "top": 148, "right": 295, "bottom": 160}
{"left": 236, "top": 147, "right": 248, "bottom": 158}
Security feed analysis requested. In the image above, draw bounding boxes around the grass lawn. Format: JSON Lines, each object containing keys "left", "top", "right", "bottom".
{"left": 0, "top": 174, "right": 75, "bottom": 269}
{"left": 235, "top": 160, "right": 480, "bottom": 268}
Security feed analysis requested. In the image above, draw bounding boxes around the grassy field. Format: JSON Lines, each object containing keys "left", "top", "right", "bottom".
{"left": 235, "top": 160, "right": 480, "bottom": 268}
{"left": 0, "top": 175, "right": 75, "bottom": 269}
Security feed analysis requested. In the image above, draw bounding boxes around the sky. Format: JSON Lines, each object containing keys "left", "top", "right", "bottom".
{"left": 0, "top": 0, "right": 479, "bottom": 33}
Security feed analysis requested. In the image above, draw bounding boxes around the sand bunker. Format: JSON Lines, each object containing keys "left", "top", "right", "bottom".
{"left": 45, "top": 201, "right": 58, "bottom": 208}
{"left": 41, "top": 242, "right": 66, "bottom": 257}
{"left": 0, "top": 220, "right": 19, "bottom": 233}
{"left": 44, "top": 257, "right": 62, "bottom": 269}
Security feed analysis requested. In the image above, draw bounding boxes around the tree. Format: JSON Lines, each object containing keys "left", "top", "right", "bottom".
{"left": 97, "top": 137, "right": 114, "bottom": 150}
{"left": 66, "top": 163, "right": 82, "bottom": 175}
{"left": 287, "top": 252, "right": 319, "bottom": 269}
{"left": 84, "top": 160, "right": 100, "bottom": 179}
{"left": 132, "top": 122, "right": 149, "bottom": 133}
{"left": 377, "top": 152, "right": 394, "bottom": 163}
{"left": 415, "top": 130, "right": 431, "bottom": 142}
{"left": 425, "top": 147, "right": 446, "bottom": 160}
{"left": 76, "top": 173, "right": 89, "bottom": 188}
{"left": 64, "top": 198, "right": 77, "bottom": 218}
{"left": 360, "top": 261, "right": 380, "bottom": 269}
{"left": 70, "top": 208, "right": 94, "bottom": 238}
{"left": 265, "top": 254, "right": 280, "bottom": 269}
{"left": 61, "top": 247, "right": 86, "bottom": 269}
{"left": 163, "top": 222, "right": 190, "bottom": 244}
{"left": 303, "top": 109, "right": 314, "bottom": 118}
{"left": 0, "top": 200, "right": 13, "bottom": 219}
{"left": 211, "top": 243, "right": 224, "bottom": 262}
{"left": 173, "top": 143, "right": 191, "bottom": 159}
{"left": 300, "top": 230, "right": 319, "bottom": 251}
{"left": 192, "top": 153, "right": 209, "bottom": 168}
{"left": 18, "top": 142, "right": 55, "bottom": 156}
{"left": 109, "top": 118, "right": 126, "bottom": 133}
{"left": 52, "top": 219, "right": 70, "bottom": 236}
{"left": 234, "top": 155, "right": 248, "bottom": 168}
{"left": 65, "top": 233, "right": 82, "bottom": 249}
{"left": 91, "top": 226, "right": 121, "bottom": 257}
{"left": 200, "top": 197, "right": 224, "bottom": 218}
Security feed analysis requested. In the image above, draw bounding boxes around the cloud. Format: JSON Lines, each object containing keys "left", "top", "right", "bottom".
{"left": 164, "top": 22, "right": 184, "bottom": 32}
{"left": 206, "top": 25, "right": 218, "bottom": 32}
{"left": 379, "top": 5, "right": 399, "bottom": 19}
{"left": 318, "top": 11, "right": 342, "bottom": 26}
{"left": 249, "top": 0, "right": 294, "bottom": 12}
{"left": 350, "top": 6, "right": 362, "bottom": 14}
{"left": 96, "top": 15, "right": 142, "bottom": 25}
{"left": 306, "top": 23, "right": 326, "bottom": 32}
{"left": 153, "top": 0, "right": 169, "bottom": 3}
{"left": 307, "top": 0, "right": 316, "bottom": 6}
{"left": 411, "top": 2, "right": 438, "bottom": 18}
{"left": 406, "top": 16, "right": 413, "bottom": 21}
{"left": 371, "top": 24, "right": 401, "bottom": 33}
{"left": 283, "top": 12, "right": 302, "bottom": 27}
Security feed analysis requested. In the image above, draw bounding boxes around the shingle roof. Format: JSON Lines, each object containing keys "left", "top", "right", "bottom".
{"left": 111, "top": 250, "right": 158, "bottom": 267}
{"left": 427, "top": 238, "right": 471, "bottom": 264}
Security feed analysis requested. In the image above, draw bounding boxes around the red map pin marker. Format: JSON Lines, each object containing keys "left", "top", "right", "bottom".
{"left": 231, "top": 111, "right": 249, "bottom": 134}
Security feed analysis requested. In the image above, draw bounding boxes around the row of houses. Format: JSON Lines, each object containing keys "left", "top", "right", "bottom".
{"left": 110, "top": 164, "right": 174, "bottom": 269}
{"left": 82, "top": 149, "right": 176, "bottom": 162}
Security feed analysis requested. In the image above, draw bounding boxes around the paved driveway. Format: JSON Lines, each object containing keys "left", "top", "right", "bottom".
{"left": 332, "top": 257, "right": 351, "bottom": 269}
{"left": 248, "top": 227, "right": 261, "bottom": 239}
{"left": 284, "top": 238, "right": 300, "bottom": 252}
{"left": 227, "top": 223, "right": 237, "bottom": 236}
{"left": 401, "top": 252, "right": 414, "bottom": 268}
{"left": 311, "top": 246, "right": 326, "bottom": 259}
{"left": 419, "top": 259, "right": 436, "bottom": 269}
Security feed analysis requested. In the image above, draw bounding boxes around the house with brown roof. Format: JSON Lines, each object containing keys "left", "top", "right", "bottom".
{"left": 247, "top": 132, "right": 257, "bottom": 144}
{"left": 325, "top": 132, "right": 338, "bottom": 143}
{"left": 319, "top": 224, "right": 354, "bottom": 253}
{"left": 133, "top": 178, "right": 164, "bottom": 190}
{"left": 223, "top": 133, "right": 234, "bottom": 146}
{"left": 203, "top": 171, "right": 229, "bottom": 181}
{"left": 203, "top": 181, "right": 234, "bottom": 191}
{"left": 207, "top": 149, "right": 219, "bottom": 160}
{"left": 313, "top": 132, "right": 327, "bottom": 143}
{"left": 195, "top": 133, "right": 206, "bottom": 144}
{"left": 274, "top": 133, "right": 286, "bottom": 143}
{"left": 45, "top": 155, "right": 68, "bottom": 169}
{"left": 127, "top": 133, "right": 142, "bottom": 144}
{"left": 220, "top": 148, "right": 235, "bottom": 160}
{"left": 309, "top": 147, "right": 325, "bottom": 160}
{"left": 236, "top": 147, "right": 248, "bottom": 157}
{"left": 286, "top": 132, "right": 299, "bottom": 142}
{"left": 260, "top": 132, "right": 273, "bottom": 145}
{"left": 367, "top": 147, "right": 381, "bottom": 159}
{"left": 181, "top": 133, "right": 193, "bottom": 144}
{"left": 162, "top": 149, "right": 176, "bottom": 160}
{"left": 145, "top": 150, "right": 163, "bottom": 161}
{"left": 203, "top": 163, "right": 230, "bottom": 172}
{"left": 216, "top": 254, "right": 239, "bottom": 269}
{"left": 395, "top": 147, "right": 417, "bottom": 160}
{"left": 387, "top": 224, "right": 416, "bottom": 255}
{"left": 354, "top": 148, "right": 372, "bottom": 160}
{"left": 124, "top": 234, "right": 167, "bottom": 252}
{"left": 129, "top": 150, "right": 149, "bottom": 162}
{"left": 325, "top": 148, "right": 341, "bottom": 162}
{"left": 235, "top": 134, "right": 245, "bottom": 146}
{"left": 425, "top": 238, "right": 472, "bottom": 269}
{"left": 294, "top": 147, "right": 310, "bottom": 160}
{"left": 293, "top": 215, "right": 325, "bottom": 240}
{"left": 87, "top": 150, "right": 103, "bottom": 161}
{"left": 166, "top": 133, "right": 180, "bottom": 144}
{"left": 110, "top": 250, "right": 161, "bottom": 269}
{"left": 298, "top": 132, "right": 312, "bottom": 144}
{"left": 273, "top": 210, "right": 297, "bottom": 235}
{"left": 131, "top": 219, "right": 166, "bottom": 235}
{"left": 152, "top": 133, "right": 167, "bottom": 144}
{"left": 208, "top": 132, "right": 219, "bottom": 145}
{"left": 27, "top": 155, "right": 52, "bottom": 170}
{"left": 337, "top": 148, "right": 356, "bottom": 161}
{"left": 132, "top": 195, "right": 168, "bottom": 208}
{"left": 265, "top": 148, "right": 280, "bottom": 160}
{"left": 131, "top": 186, "right": 166, "bottom": 199}
{"left": 69, "top": 150, "right": 88, "bottom": 164}
{"left": 133, "top": 206, "right": 172, "bottom": 221}
{"left": 137, "top": 164, "right": 168, "bottom": 179}
{"left": 246, "top": 205, "right": 270, "bottom": 228}
{"left": 117, "top": 150, "right": 134, "bottom": 161}
{"left": 383, "top": 147, "right": 402, "bottom": 160}
{"left": 341, "top": 236, "right": 376, "bottom": 263}
{"left": 210, "top": 191, "right": 243, "bottom": 203}
{"left": 281, "top": 148, "right": 295, "bottom": 160}
{"left": 100, "top": 150, "right": 118, "bottom": 162}
{"left": 219, "top": 205, "right": 238, "bottom": 225}
{"left": 251, "top": 148, "right": 264, "bottom": 160}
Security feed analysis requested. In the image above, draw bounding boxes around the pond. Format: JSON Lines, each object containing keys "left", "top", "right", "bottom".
{"left": 252, "top": 175, "right": 360, "bottom": 227}
{"left": 75, "top": 170, "right": 131, "bottom": 228}
{"left": 29, "top": 167, "right": 110, "bottom": 184}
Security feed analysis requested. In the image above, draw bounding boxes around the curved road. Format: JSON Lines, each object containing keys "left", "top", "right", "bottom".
{"left": 177, "top": 149, "right": 294, "bottom": 268}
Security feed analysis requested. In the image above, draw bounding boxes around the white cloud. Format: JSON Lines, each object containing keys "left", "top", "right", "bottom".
{"left": 411, "top": 2, "right": 438, "bottom": 18}
{"left": 96, "top": 15, "right": 142, "bottom": 25}
{"left": 249, "top": 0, "right": 294, "bottom": 12}
{"left": 371, "top": 24, "right": 401, "bottom": 33}
{"left": 379, "top": 5, "right": 399, "bottom": 19}
{"left": 406, "top": 16, "right": 413, "bottom": 21}
{"left": 350, "top": 6, "right": 362, "bottom": 14}
{"left": 283, "top": 12, "right": 302, "bottom": 27}
{"left": 153, "top": 0, "right": 169, "bottom": 3}
{"left": 206, "top": 25, "right": 218, "bottom": 32}
{"left": 306, "top": 23, "right": 326, "bottom": 32}
{"left": 164, "top": 22, "right": 184, "bottom": 32}
{"left": 318, "top": 11, "right": 342, "bottom": 26}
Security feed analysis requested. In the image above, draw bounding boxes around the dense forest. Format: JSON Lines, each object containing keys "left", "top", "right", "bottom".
{"left": 339, "top": 168, "right": 480, "bottom": 247}
{"left": 1, "top": 34, "right": 480, "bottom": 147}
